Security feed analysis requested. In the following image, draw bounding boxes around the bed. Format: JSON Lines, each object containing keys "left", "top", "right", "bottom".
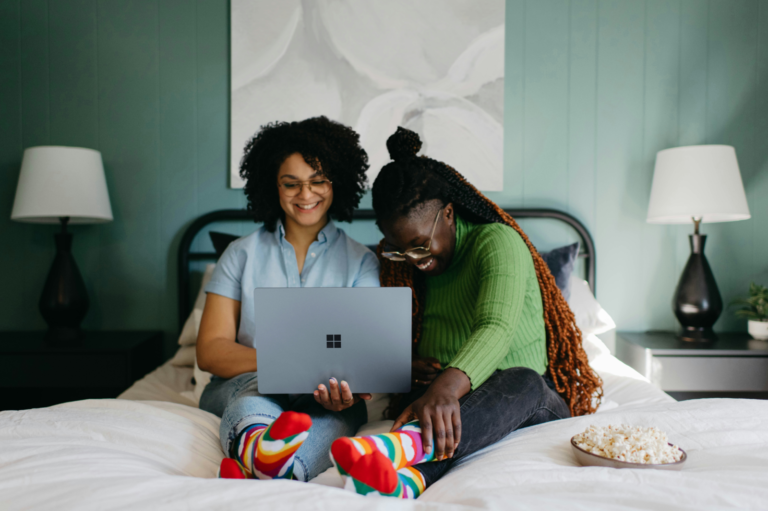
{"left": 1, "top": 209, "right": 767, "bottom": 510}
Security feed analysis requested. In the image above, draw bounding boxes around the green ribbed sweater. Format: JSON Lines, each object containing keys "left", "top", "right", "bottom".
{"left": 419, "top": 215, "right": 548, "bottom": 390}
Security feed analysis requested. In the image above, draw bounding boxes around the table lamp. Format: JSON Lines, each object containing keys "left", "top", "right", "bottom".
{"left": 647, "top": 145, "right": 750, "bottom": 342}
{"left": 11, "top": 146, "right": 113, "bottom": 343}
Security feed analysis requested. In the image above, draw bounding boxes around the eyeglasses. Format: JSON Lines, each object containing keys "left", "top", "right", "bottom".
{"left": 381, "top": 208, "right": 443, "bottom": 261}
{"left": 277, "top": 178, "right": 332, "bottom": 197}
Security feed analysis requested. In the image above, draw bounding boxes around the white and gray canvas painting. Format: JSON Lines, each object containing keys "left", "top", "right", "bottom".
{"left": 231, "top": 0, "right": 505, "bottom": 191}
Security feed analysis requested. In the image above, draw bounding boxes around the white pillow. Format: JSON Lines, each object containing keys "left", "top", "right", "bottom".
{"left": 169, "top": 345, "right": 196, "bottom": 367}
{"left": 581, "top": 333, "right": 612, "bottom": 363}
{"left": 193, "top": 359, "right": 212, "bottom": 403}
{"left": 177, "top": 264, "right": 216, "bottom": 346}
{"left": 567, "top": 275, "right": 616, "bottom": 335}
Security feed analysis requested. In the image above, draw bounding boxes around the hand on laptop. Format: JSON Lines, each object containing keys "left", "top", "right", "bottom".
{"left": 313, "top": 377, "right": 372, "bottom": 412}
{"left": 412, "top": 357, "right": 442, "bottom": 386}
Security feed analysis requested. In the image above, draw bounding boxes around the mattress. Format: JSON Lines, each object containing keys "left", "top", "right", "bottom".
{"left": 2, "top": 337, "right": 767, "bottom": 510}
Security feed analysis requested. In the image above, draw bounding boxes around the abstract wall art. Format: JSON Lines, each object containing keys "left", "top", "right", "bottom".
{"left": 231, "top": 0, "right": 505, "bottom": 191}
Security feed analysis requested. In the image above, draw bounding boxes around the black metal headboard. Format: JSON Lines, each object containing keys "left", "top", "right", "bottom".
{"left": 177, "top": 208, "right": 596, "bottom": 330}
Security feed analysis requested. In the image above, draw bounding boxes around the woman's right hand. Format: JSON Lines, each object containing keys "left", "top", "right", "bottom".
{"left": 313, "top": 378, "right": 371, "bottom": 412}
{"left": 412, "top": 357, "right": 442, "bottom": 386}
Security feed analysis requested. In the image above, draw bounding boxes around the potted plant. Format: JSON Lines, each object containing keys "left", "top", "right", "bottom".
{"left": 732, "top": 283, "right": 768, "bottom": 340}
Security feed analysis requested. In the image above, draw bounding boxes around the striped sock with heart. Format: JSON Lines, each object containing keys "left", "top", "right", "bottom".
{"left": 330, "top": 421, "right": 432, "bottom": 498}
{"left": 218, "top": 411, "right": 312, "bottom": 480}
{"left": 334, "top": 446, "right": 427, "bottom": 499}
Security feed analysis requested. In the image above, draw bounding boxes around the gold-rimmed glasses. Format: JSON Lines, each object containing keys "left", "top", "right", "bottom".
{"left": 277, "top": 178, "right": 333, "bottom": 197}
{"left": 381, "top": 208, "right": 443, "bottom": 261}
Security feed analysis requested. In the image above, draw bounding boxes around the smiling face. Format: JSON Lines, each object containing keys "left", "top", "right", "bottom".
{"left": 379, "top": 201, "right": 457, "bottom": 277}
{"left": 277, "top": 153, "right": 334, "bottom": 231}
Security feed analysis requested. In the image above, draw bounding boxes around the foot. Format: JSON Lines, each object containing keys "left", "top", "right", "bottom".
{"left": 252, "top": 411, "right": 312, "bottom": 480}
{"left": 218, "top": 458, "right": 248, "bottom": 479}
{"left": 340, "top": 451, "right": 426, "bottom": 499}
{"left": 330, "top": 437, "right": 362, "bottom": 478}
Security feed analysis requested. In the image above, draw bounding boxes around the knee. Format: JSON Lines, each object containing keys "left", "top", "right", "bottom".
{"left": 497, "top": 366, "right": 543, "bottom": 389}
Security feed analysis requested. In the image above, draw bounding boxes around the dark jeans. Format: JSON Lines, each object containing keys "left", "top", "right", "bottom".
{"left": 397, "top": 367, "right": 570, "bottom": 487}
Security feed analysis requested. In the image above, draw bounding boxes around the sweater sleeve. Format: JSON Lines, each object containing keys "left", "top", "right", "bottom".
{"left": 445, "top": 225, "right": 533, "bottom": 390}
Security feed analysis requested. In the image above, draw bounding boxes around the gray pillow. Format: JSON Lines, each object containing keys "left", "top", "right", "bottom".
{"left": 540, "top": 242, "right": 579, "bottom": 300}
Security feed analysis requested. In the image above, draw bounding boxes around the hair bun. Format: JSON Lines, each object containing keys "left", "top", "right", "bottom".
{"left": 386, "top": 127, "right": 422, "bottom": 161}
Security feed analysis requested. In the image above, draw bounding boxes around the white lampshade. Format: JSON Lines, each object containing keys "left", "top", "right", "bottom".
{"left": 11, "top": 146, "right": 113, "bottom": 224}
{"left": 647, "top": 145, "right": 750, "bottom": 224}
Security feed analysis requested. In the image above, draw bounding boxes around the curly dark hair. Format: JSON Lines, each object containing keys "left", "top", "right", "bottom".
{"left": 239, "top": 116, "right": 369, "bottom": 231}
{"left": 372, "top": 127, "right": 603, "bottom": 417}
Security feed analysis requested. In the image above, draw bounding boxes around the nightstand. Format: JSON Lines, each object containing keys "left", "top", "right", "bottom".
{"left": 0, "top": 331, "right": 163, "bottom": 411}
{"left": 617, "top": 331, "right": 768, "bottom": 400}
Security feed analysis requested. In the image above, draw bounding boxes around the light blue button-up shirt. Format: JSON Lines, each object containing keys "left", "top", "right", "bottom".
{"left": 205, "top": 219, "right": 380, "bottom": 349}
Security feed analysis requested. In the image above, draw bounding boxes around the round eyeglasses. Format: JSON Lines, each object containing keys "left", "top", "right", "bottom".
{"left": 277, "top": 178, "right": 332, "bottom": 197}
{"left": 381, "top": 208, "right": 443, "bottom": 261}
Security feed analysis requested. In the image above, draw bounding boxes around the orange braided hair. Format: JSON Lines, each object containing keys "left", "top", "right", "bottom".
{"left": 373, "top": 128, "right": 602, "bottom": 416}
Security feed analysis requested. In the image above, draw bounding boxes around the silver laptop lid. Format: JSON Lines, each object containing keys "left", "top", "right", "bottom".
{"left": 253, "top": 287, "right": 412, "bottom": 394}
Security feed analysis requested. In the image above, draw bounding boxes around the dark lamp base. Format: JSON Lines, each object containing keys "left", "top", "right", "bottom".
{"left": 678, "top": 327, "right": 718, "bottom": 343}
{"left": 45, "top": 326, "right": 84, "bottom": 345}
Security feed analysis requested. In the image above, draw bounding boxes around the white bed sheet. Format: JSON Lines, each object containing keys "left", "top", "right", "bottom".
{"left": 115, "top": 342, "right": 678, "bottom": 489}
{"left": 3, "top": 339, "right": 768, "bottom": 510}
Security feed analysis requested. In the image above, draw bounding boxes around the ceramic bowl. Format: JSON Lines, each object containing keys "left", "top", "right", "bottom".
{"left": 570, "top": 437, "right": 687, "bottom": 470}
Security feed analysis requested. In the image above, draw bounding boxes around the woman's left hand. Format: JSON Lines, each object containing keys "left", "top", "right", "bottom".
{"left": 314, "top": 378, "right": 372, "bottom": 412}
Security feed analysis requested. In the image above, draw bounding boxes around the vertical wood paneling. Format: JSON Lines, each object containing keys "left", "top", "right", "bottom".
{"left": 522, "top": 0, "right": 569, "bottom": 209}
{"left": 48, "top": 0, "right": 98, "bottom": 147}
{"left": 754, "top": 1, "right": 768, "bottom": 288}
{"left": 47, "top": 0, "right": 103, "bottom": 328}
{"left": 19, "top": 0, "right": 55, "bottom": 330}
{"left": 490, "top": 0, "right": 525, "bottom": 207}
{"left": 194, "top": 0, "right": 244, "bottom": 251}
{"left": 1, "top": 0, "right": 766, "bottom": 343}
{"left": 567, "top": 0, "right": 598, "bottom": 229}
{"left": 97, "top": 0, "right": 161, "bottom": 330}
{"left": 678, "top": 0, "right": 708, "bottom": 146}
{"left": 594, "top": 0, "right": 647, "bottom": 329}
{"left": 676, "top": 0, "right": 709, "bottom": 286}
{"left": 641, "top": 0, "right": 680, "bottom": 329}
{"left": 0, "top": 0, "right": 27, "bottom": 328}
{"left": 705, "top": 0, "right": 759, "bottom": 331}
{"left": 158, "top": 0, "right": 199, "bottom": 345}
{"left": 20, "top": 0, "right": 49, "bottom": 148}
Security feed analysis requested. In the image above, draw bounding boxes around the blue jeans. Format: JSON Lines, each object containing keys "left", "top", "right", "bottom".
{"left": 396, "top": 367, "right": 571, "bottom": 487}
{"left": 199, "top": 371, "right": 367, "bottom": 481}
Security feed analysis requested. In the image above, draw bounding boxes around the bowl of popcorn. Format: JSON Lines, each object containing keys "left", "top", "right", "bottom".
{"left": 571, "top": 424, "right": 686, "bottom": 470}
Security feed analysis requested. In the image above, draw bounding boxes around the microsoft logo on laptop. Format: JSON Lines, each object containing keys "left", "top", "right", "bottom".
{"left": 326, "top": 335, "right": 341, "bottom": 348}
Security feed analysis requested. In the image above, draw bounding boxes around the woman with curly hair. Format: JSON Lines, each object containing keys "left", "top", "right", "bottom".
{"left": 330, "top": 127, "right": 602, "bottom": 499}
{"left": 197, "top": 116, "right": 379, "bottom": 482}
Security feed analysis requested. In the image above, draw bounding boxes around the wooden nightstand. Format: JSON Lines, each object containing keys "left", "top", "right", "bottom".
{"left": 617, "top": 331, "right": 768, "bottom": 400}
{"left": 0, "top": 331, "right": 163, "bottom": 411}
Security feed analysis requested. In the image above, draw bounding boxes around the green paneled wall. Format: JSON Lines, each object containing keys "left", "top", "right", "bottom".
{"left": 0, "top": 0, "right": 766, "bottom": 357}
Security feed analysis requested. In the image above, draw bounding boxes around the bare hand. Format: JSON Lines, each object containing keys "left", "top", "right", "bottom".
{"left": 392, "top": 368, "right": 470, "bottom": 461}
{"left": 313, "top": 378, "right": 371, "bottom": 412}
{"left": 412, "top": 357, "right": 442, "bottom": 386}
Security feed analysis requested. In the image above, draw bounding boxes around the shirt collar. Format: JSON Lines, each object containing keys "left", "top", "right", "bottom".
{"left": 448, "top": 213, "right": 472, "bottom": 269}
{"left": 275, "top": 217, "right": 339, "bottom": 245}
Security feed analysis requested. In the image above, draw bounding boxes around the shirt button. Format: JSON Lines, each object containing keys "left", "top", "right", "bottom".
{"left": 311, "top": 253, "right": 316, "bottom": 258}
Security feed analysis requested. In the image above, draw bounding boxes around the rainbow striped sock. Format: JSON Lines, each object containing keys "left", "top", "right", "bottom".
{"left": 341, "top": 451, "right": 427, "bottom": 499}
{"left": 330, "top": 421, "right": 432, "bottom": 498}
{"left": 218, "top": 411, "right": 312, "bottom": 480}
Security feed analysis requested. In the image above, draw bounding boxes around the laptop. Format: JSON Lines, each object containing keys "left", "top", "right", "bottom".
{"left": 253, "top": 287, "right": 412, "bottom": 394}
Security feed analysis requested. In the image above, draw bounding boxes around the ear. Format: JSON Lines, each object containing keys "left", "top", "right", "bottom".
{"left": 444, "top": 203, "right": 455, "bottom": 229}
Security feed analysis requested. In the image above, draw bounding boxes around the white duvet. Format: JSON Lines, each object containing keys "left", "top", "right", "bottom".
{"left": 2, "top": 345, "right": 768, "bottom": 510}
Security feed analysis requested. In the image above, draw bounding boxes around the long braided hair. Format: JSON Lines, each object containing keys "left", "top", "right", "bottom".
{"left": 372, "top": 127, "right": 602, "bottom": 416}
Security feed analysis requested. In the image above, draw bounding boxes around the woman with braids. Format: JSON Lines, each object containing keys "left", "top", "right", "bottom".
{"left": 197, "top": 116, "right": 379, "bottom": 482}
{"left": 329, "top": 127, "right": 603, "bottom": 499}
